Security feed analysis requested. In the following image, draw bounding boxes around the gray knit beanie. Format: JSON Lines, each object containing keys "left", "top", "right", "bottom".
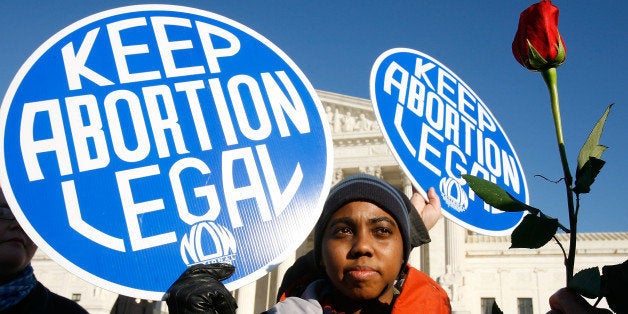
{"left": 314, "top": 174, "right": 429, "bottom": 266}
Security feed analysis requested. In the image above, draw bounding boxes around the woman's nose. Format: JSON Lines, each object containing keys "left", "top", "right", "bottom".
{"left": 349, "top": 232, "right": 374, "bottom": 258}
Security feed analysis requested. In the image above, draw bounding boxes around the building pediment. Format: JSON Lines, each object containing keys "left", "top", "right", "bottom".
{"left": 317, "top": 90, "right": 398, "bottom": 173}
{"left": 317, "top": 90, "right": 383, "bottom": 144}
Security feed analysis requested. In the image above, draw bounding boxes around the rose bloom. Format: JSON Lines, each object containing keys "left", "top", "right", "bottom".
{"left": 512, "top": 0, "right": 566, "bottom": 71}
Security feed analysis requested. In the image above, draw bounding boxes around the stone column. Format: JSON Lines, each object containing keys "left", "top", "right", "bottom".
{"left": 445, "top": 219, "right": 462, "bottom": 268}
{"left": 275, "top": 253, "right": 296, "bottom": 294}
{"left": 441, "top": 219, "right": 467, "bottom": 312}
{"left": 235, "top": 282, "right": 256, "bottom": 314}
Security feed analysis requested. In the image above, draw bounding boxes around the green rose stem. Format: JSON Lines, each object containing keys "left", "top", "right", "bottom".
{"left": 541, "top": 67, "right": 576, "bottom": 284}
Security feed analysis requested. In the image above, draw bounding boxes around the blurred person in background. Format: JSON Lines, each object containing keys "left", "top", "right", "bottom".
{"left": 0, "top": 186, "right": 87, "bottom": 314}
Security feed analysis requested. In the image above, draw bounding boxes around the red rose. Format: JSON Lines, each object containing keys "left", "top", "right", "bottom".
{"left": 512, "top": 0, "right": 566, "bottom": 71}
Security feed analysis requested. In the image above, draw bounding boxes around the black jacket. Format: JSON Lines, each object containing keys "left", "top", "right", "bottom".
{"left": 0, "top": 282, "right": 88, "bottom": 314}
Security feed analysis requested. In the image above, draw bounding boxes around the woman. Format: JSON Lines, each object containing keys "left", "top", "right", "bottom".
{"left": 167, "top": 174, "right": 451, "bottom": 313}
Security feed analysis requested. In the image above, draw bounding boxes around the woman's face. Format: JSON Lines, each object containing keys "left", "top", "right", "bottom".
{"left": 0, "top": 188, "right": 37, "bottom": 282}
{"left": 321, "top": 201, "right": 404, "bottom": 304}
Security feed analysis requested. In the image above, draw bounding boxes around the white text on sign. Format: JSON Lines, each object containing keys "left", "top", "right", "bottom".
{"left": 18, "top": 16, "right": 311, "bottom": 252}
{"left": 383, "top": 58, "right": 521, "bottom": 208}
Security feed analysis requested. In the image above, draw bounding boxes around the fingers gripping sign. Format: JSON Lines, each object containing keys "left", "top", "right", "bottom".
{"left": 166, "top": 263, "right": 238, "bottom": 314}
{"left": 411, "top": 186, "right": 442, "bottom": 231}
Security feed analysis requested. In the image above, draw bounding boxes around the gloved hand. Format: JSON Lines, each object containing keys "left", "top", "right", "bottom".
{"left": 166, "top": 263, "right": 238, "bottom": 314}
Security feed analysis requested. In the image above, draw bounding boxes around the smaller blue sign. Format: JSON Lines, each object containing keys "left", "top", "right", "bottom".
{"left": 370, "top": 48, "right": 528, "bottom": 235}
{"left": 0, "top": 5, "right": 332, "bottom": 300}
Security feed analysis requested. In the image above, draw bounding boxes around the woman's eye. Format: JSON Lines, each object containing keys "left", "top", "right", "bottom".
{"left": 333, "top": 227, "right": 352, "bottom": 236}
{"left": 374, "top": 227, "right": 392, "bottom": 236}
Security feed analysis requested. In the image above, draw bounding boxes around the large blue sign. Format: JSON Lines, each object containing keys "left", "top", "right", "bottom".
{"left": 370, "top": 48, "right": 527, "bottom": 235}
{"left": 0, "top": 5, "right": 332, "bottom": 300}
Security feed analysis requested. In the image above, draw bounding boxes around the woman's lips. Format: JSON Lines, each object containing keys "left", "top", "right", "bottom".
{"left": 346, "top": 266, "right": 378, "bottom": 281}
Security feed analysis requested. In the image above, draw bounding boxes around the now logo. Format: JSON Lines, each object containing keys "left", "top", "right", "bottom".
{"left": 180, "top": 221, "right": 237, "bottom": 266}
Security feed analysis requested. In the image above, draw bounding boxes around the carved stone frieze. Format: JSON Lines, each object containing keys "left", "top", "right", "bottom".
{"left": 325, "top": 104, "right": 381, "bottom": 134}
{"left": 318, "top": 90, "right": 382, "bottom": 139}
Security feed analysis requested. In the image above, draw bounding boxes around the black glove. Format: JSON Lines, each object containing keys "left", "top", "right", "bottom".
{"left": 166, "top": 263, "right": 238, "bottom": 314}
{"left": 405, "top": 195, "right": 431, "bottom": 248}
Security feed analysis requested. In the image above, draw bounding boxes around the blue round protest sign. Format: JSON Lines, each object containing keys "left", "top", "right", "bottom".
{"left": 370, "top": 48, "right": 528, "bottom": 235}
{"left": 0, "top": 5, "right": 332, "bottom": 299}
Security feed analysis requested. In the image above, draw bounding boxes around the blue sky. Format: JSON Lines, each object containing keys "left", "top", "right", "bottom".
{"left": 1, "top": 0, "right": 626, "bottom": 233}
